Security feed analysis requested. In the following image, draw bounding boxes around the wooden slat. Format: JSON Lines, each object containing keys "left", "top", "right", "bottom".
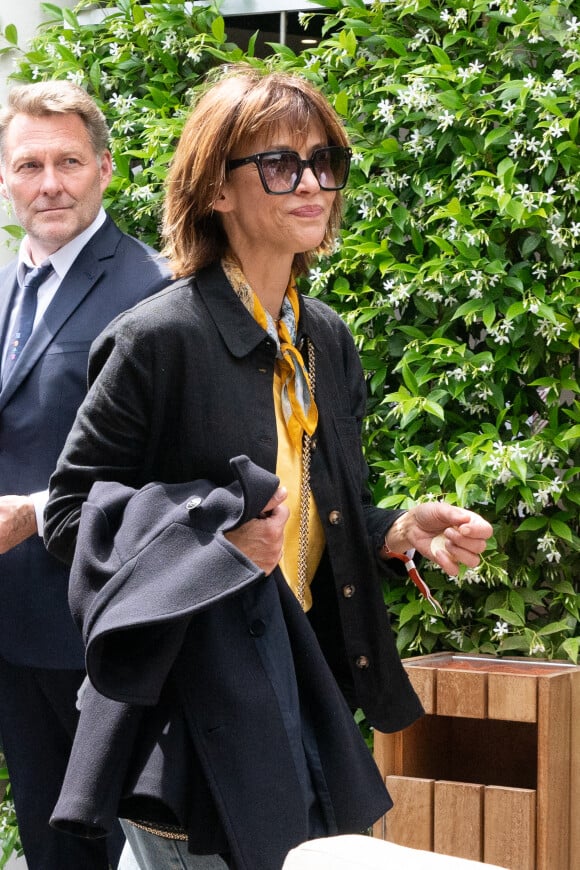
{"left": 537, "top": 672, "right": 570, "bottom": 869}
{"left": 405, "top": 665, "right": 437, "bottom": 714}
{"left": 436, "top": 668, "right": 487, "bottom": 719}
{"left": 384, "top": 775, "right": 434, "bottom": 851}
{"left": 570, "top": 670, "right": 580, "bottom": 869}
{"left": 372, "top": 729, "right": 401, "bottom": 840}
{"left": 484, "top": 786, "right": 536, "bottom": 870}
{"left": 373, "top": 729, "right": 401, "bottom": 779}
{"left": 434, "top": 780, "right": 483, "bottom": 860}
{"left": 487, "top": 672, "right": 537, "bottom": 723}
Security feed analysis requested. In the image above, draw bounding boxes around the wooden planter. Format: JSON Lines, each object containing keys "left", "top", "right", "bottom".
{"left": 373, "top": 653, "right": 580, "bottom": 870}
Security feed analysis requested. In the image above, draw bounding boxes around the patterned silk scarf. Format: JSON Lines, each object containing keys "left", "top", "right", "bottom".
{"left": 223, "top": 259, "right": 318, "bottom": 452}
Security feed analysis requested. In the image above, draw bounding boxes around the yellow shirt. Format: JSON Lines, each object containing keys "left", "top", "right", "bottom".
{"left": 274, "top": 369, "right": 325, "bottom": 611}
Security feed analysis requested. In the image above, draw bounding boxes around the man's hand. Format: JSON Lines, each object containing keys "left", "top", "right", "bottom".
{"left": 0, "top": 495, "right": 38, "bottom": 554}
{"left": 384, "top": 503, "right": 493, "bottom": 576}
{"left": 225, "top": 487, "right": 289, "bottom": 575}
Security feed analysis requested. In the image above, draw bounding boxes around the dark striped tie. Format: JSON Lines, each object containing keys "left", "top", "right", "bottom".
{"left": 3, "top": 262, "right": 53, "bottom": 380}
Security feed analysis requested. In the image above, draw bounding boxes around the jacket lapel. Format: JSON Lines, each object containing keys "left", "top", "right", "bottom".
{"left": 0, "top": 217, "right": 121, "bottom": 412}
{"left": 195, "top": 262, "right": 323, "bottom": 360}
{"left": 0, "top": 264, "right": 18, "bottom": 362}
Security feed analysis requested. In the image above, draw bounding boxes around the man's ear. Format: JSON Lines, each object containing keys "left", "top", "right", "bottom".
{"left": 0, "top": 168, "right": 9, "bottom": 202}
{"left": 99, "top": 150, "right": 113, "bottom": 191}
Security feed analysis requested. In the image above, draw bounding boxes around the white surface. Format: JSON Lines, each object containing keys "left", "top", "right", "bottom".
{"left": 282, "top": 836, "right": 508, "bottom": 870}
{"left": 5, "top": 854, "right": 26, "bottom": 869}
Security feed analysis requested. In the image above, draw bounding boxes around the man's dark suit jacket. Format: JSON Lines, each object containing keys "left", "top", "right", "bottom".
{"left": 0, "top": 215, "right": 171, "bottom": 669}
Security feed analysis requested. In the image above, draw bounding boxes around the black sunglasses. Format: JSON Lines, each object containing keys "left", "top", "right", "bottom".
{"left": 226, "top": 146, "right": 352, "bottom": 195}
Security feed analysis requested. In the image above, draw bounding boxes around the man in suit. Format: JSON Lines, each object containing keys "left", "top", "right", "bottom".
{"left": 0, "top": 81, "right": 171, "bottom": 870}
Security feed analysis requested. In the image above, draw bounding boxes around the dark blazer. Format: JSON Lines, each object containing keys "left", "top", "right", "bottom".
{"left": 0, "top": 216, "right": 171, "bottom": 668}
{"left": 46, "top": 261, "right": 422, "bottom": 731}
{"left": 51, "top": 456, "right": 393, "bottom": 870}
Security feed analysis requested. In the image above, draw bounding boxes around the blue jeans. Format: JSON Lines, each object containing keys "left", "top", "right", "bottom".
{"left": 118, "top": 821, "right": 229, "bottom": 870}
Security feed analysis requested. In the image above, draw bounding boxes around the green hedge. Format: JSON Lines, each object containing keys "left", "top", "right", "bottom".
{"left": 2, "top": 0, "right": 578, "bottom": 659}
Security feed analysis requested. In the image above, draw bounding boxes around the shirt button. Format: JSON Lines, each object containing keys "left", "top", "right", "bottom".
{"left": 186, "top": 496, "right": 203, "bottom": 510}
{"left": 328, "top": 510, "right": 342, "bottom": 525}
{"left": 355, "top": 655, "right": 370, "bottom": 670}
{"left": 342, "top": 584, "right": 356, "bottom": 598}
{"left": 249, "top": 619, "right": 266, "bottom": 638}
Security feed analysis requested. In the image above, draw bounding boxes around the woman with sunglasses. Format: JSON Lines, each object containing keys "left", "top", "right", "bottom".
{"left": 44, "top": 66, "right": 492, "bottom": 870}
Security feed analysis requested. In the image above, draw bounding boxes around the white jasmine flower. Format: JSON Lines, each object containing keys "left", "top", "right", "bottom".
{"left": 532, "top": 262, "right": 547, "bottom": 280}
{"left": 493, "top": 620, "right": 509, "bottom": 638}
{"left": 448, "top": 629, "right": 464, "bottom": 646}
{"left": 108, "top": 42, "right": 123, "bottom": 61}
{"left": 411, "top": 27, "right": 431, "bottom": 48}
{"left": 468, "top": 60, "right": 484, "bottom": 75}
{"left": 546, "top": 120, "right": 566, "bottom": 139}
{"left": 376, "top": 99, "right": 396, "bottom": 125}
{"left": 437, "top": 109, "right": 455, "bottom": 131}
{"left": 66, "top": 70, "right": 84, "bottom": 86}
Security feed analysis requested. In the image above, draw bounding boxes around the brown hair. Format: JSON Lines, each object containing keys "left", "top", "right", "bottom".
{"left": 162, "top": 64, "right": 350, "bottom": 278}
{"left": 0, "top": 81, "right": 109, "bottom": 161}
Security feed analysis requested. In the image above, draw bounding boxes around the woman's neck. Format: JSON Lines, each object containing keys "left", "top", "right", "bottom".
{"left": 231, "top": 253, "right": 293, "bottom": 320}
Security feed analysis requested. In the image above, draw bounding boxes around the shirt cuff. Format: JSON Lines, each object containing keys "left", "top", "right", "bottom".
{"left": 30, "top": 489, "right": 48, "bottom": 536}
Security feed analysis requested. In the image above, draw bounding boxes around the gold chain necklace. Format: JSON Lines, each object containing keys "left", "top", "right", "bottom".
{"left": 296, "top": 338, "right": 315, "bottom": 610}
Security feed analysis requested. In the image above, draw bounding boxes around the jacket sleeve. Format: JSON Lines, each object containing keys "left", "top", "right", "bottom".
{"left": 44, "top": 313, "right": 157, "bottom": 566}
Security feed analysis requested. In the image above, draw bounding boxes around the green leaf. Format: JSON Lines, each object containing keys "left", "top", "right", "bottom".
{"left": 520, "top": 234, "right": 541, "bottom": 257}
{"left": 423, "top": 399, "right": 445, "bottom": 421}
{"left": 4, "top": 23, "right": 18, "bottom": 45}
{"left": 400, "top": 359, "right": 418, "bottom": 394}
{"left": 549, "top": 518, "right": 573, "bottom": 543}
{"left": 383, "top": 36, "right": 407, "bottom": 57}
{"left": 428, "top": 45, "right": 451, "bottom": 66}
{"left": 211, "top": 16, "right": 225, "bottom": 42}
{"left": 89, "top": 59, "right": 101, "bottom": 94}
{"left": 561, "top": 637, "right": 580, "bottom": 663}
{"left": 334, "top": 90, "right": 348, "bottom": 117}
{"left": 62, "top": 7, "right": 79, "bottom": 28}
{"left": 492, "top": 608, "right": 525, "bottom": 627}
{"left": 399, "top": 598, "right": 423, "bottom": 627}
{"left": 392, "top": 205, "right": 409, "bottom": 232}
{"left": 484, "top": 127, "right": 510, "bottom": 149}
{"left": 246, "top": 31, "right": 258, "bottom": 58}
{"left": 482, "top": 302, "right": 496, "bottom": 330}
{"left": 497, "top": 157, "right": 515, "bottom": 182}
{"left": 504, "top": 198, "right": 525, "bottom": 223}
{"left": 508, "top": 590, "right": 526, "bottom": 623}
{"left": 338, "top": 28, "right": 357, "bottom": 57}
{"left": 516, "top": 517, "right": 548, "bottom": 532}
{"left": 537, "top": 620, "right": 572, "bottom": 637}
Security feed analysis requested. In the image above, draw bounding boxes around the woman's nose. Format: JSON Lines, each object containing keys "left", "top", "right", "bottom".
{"left": 296, "top": 165, "right": 320, "bottom": 192}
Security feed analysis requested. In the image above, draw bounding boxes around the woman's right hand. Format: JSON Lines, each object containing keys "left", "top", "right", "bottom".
{"left": 225, "top": 487, "right": 289, "bottom": 575}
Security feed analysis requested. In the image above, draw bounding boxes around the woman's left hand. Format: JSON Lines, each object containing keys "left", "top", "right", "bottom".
{"left": 384, "top": 503, "right": 493, "bottom": 576}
